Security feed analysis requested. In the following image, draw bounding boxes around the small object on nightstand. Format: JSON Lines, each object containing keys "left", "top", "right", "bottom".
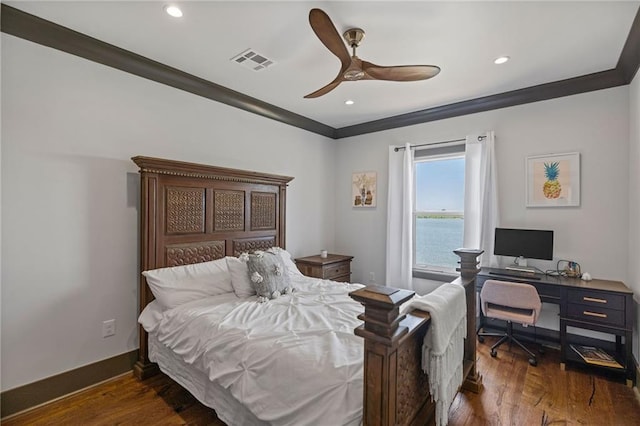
{"left": 295, "top": 254, "right": 353, "bottom": 283}
{"left": 320, "top": 250, "right": 328, "bottom": 258}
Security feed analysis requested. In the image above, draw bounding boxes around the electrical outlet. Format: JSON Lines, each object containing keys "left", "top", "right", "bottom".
{"left": 369, "top": 272, "right": 375, "bottom": 283}
{"left": 102, "top": 319, "right": 116, "bottom": 338}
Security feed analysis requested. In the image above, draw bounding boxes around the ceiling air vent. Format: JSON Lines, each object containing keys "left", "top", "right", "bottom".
{"left": 231, "top": 49, "right": 276, "bottom": 72}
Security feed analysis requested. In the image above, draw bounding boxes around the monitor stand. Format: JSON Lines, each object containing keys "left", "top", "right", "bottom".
{"left": 505, "top": 256, "right": 535, "bottom": 274}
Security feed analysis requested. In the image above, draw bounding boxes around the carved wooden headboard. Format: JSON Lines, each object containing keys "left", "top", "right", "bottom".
{"left": 131, "top": 156, "right": 293, "bottom": 379}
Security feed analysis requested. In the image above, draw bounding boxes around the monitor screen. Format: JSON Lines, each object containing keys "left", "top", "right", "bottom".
{"left": 494, "top": 228, "right": 554, "bottom": 261}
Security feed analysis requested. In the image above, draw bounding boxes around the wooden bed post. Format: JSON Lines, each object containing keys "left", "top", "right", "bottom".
{"left": 350, "top": 286, "right": 434, "bottom": 426}
{"left": 453, "top": 248, "right": 484, "bottom": 393}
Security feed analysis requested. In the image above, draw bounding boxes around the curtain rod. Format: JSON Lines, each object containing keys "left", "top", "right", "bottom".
{"left": 393, "top": 135, "right": 486, "bottom": 152}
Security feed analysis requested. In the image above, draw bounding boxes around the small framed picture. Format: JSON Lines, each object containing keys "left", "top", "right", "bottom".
{"left": 526, "top": 152, "right": 580, "bottom": 207}
{"left": 352, "top": 171, "right": 377, "bottom": 208}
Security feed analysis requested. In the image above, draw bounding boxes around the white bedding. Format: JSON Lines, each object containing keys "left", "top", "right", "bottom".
{"left": 148, "top": 332, "right": 265, "bottom": 425}
{"left": 140, "top": 276, "right": 366, "bottom": 426}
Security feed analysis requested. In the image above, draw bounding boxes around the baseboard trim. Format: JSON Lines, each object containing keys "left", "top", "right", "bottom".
{"left": 1, "top": 350, "right": 138, "bottom": 419}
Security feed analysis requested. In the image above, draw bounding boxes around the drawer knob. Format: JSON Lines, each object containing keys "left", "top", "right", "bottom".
{"left": 583, "top": 310, "right": 607, "bottom": 318}
{"left": 583, "top": 296, "right": 607, "bottom": 304}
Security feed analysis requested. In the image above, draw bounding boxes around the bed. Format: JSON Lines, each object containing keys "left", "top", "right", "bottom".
{"left": 132, "top": 156, "right": 481, "bottom": 426}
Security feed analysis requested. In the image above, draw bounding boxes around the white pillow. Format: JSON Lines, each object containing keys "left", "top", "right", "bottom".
{"left": 226, "top": 255, "right": 255, "bottom": 298}
{"left": 142, "top": 257, "right": 233, "bottom": 310}
{"left": 268, "top": 247, "right": 303, "bottom": 277}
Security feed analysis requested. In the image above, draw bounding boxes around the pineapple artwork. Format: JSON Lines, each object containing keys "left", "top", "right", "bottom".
{"left": 528, "top": 153, "right": 580, "bottom": 207}
{"left": 542, "top": 161, "right": 561, "bottom": 199}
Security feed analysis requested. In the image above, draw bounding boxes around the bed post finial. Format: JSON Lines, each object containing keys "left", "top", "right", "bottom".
{"left": 454, "top": 248, "right": 484, "bottom": 278}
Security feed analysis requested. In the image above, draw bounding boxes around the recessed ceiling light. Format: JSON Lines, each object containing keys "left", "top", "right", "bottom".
{"left": 164, "top": 5, "right": 183, "bottom": 18}
{"left": 494, "top": 56, "right": 510, "bottom": 65}
{"left": 345, "top": 100, "right": 355, "bottom": 105}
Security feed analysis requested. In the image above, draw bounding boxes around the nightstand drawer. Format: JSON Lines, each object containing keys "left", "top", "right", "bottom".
{"left": 567, "top": 289, "right": 624, "bottom": 311}
{"left": 323, "top": 261, "right": 350, "bottom": 280}
{"left": 295, "top": 254, "right": 353, "bottom": 283}
{"left": 566, "top": 303, "right": 625, "bottom": 327}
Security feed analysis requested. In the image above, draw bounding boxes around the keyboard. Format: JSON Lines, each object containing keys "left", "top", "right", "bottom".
{"left": 488, "top": 271, "right": 541, "bottom": 280}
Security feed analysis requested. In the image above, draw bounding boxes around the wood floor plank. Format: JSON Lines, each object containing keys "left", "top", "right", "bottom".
{"left": 3, "top": 339, "right": 639, "bottom": 425}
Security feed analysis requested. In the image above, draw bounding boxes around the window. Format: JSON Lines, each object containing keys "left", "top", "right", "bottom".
{"left": 414, "top": 144, "right": 465, "bottom": 275}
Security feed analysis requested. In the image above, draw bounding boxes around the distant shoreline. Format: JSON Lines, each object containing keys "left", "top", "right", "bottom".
{"left": 416, "top": 213, "right": 463, "bottom": 219}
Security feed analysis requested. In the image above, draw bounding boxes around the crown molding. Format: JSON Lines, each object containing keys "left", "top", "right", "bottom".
{"left": 617, "top": 6, "right": 640, "bottom": 83}
{"left": 2, "top": 3, "right": 638, "bottom": 140}
{"left": 334, "top": 69, "right": 625, "bottom": 138}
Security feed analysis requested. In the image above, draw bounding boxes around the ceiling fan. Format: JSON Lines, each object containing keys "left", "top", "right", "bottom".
{"left": 304, "top": 8, "right": 441, "bottom": 99}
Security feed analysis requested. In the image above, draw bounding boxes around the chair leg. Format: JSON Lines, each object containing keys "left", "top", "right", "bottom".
{"left": 511, "top": 336, "right": 536, "bottom": 358}
{"left": 477, "top": 330, "right": 505, "bottom": 344}
{"left": 484, "top": 321, "right": 539, "bottom": 366}
{"left": 490, "top": 335, "right": 509, "bottom": 357}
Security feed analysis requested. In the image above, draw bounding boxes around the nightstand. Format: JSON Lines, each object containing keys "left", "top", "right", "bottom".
{"left": 295, "top": 254, "right": 353, "bottom": 283}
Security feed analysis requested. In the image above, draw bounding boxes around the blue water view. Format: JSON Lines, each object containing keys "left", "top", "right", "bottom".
{"left": 415, "top": 217, "right": 464, "bottom": 270}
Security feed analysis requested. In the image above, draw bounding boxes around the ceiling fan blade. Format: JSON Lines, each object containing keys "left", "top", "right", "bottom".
{"left": 362, "top": 62, "right": 441, "bottom": 81}
{"left": 304, "top": 74, "right": 344, "bottom": 99}
{"left": 309, "top": 9, "right": 351, "bottom": 68}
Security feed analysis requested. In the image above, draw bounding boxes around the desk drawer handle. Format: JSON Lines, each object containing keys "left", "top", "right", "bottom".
{"left": 583, "top": 310, "right": 607, "bottom": 318}
{"left": 583, "top": 296, "right": 607, "bottom": 304}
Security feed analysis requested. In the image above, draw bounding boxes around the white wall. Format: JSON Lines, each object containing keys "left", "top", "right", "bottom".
{"left": 1, "top": 35, "right": 336, "bottom": 391}
{"left": 629, "top": 71, "right": 640, "bottom": 359}
{"left": 336, "top": 86, "right": 630, "bottom": 285}
{"left": 335, "top": 87, "right": 631, "bottom": 332}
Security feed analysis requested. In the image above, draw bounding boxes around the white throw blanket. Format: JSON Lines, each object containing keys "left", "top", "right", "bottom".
{"left": 408, "top": 283, "right": 467, "bottom": 426}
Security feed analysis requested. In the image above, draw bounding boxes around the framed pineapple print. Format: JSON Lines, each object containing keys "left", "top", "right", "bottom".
{"left": 526, "top": 152, "right": 580, "bottom": 207}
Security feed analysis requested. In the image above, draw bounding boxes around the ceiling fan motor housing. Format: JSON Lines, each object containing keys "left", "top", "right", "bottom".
{"left": 343, "top": 28, "right": 365, "bottom": 47}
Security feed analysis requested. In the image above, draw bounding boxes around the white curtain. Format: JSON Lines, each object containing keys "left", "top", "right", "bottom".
{"left": 463, "top": 131, "right": 500, "bottom": 267}
{"left": 386, "top": 143, "right": 414, "bottom": 290}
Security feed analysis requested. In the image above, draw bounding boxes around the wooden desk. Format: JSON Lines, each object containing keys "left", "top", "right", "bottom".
{"left": 477, "top": 268, "right": 634, "bottom": 386}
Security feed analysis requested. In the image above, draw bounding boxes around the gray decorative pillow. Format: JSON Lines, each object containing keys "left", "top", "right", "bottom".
{"left": 246, "top": 251, "right": 294, "bottom": 302}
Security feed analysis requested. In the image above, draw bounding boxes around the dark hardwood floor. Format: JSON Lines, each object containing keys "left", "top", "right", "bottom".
{"left": 4, "top": 338, "right": 640, "bottom": 425}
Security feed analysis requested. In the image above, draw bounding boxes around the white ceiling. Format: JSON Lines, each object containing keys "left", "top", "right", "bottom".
{"left": 7, "top": 1, "right": 639, "bottom": 129}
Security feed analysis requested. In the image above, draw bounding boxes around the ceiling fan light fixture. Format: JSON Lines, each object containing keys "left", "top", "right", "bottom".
{"left": 345, "top": 100, "right": 355, "bottom": 105}
{"left": 344, "top": 69, "right": 365, "bottom": 81}
{"left": 164, "top": 5, "right": 183, "bottom": 18}
{"left": 494, "top": 56, "right": 510, "bottom": 65}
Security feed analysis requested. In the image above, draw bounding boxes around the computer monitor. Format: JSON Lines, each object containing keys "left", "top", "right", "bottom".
{"left": 494, "top": 228, "right": 554, "bottom": 269}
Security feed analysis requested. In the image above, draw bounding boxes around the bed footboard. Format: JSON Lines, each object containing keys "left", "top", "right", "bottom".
{"left": 350, "top": 286, "right": 434, "bottom": 426}
{"left": 350, "top": 249, "right": 483, "bottom": 426}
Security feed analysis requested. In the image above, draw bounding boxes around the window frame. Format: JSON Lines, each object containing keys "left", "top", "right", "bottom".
{"left": 412, "top": 143, "right": 466, "bottom": 281}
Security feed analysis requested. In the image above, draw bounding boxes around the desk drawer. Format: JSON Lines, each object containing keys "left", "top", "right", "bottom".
{"left": 323, "top": 261, "right": 350, "bottom": 280}
{"left": 532, "top": 283, "right": 562, "bottom": 303}
{"left": 566, "top": 303, "right": 625, "bottom": 327}
{"left": 567, "top": 289, "right": 624, "bottom": 311}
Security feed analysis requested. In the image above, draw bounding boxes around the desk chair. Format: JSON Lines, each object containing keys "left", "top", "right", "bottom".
{"left": 477, "top": 279, "right": 542, "bottom": 366}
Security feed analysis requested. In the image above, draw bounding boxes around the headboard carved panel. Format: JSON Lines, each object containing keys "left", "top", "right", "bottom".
{"left": 132, "top": 156, "right": 293, "bottom": 379}
{"left": 232, "top": 236, "right": 277, "bottom": 256}
{"left": 214, "top": 190, "right": 245, "bottom": 231}
{"left": 166, "top": 240, "right": 226, "bottom": 266}
{"left": 165, "top": 187, "right": 206, "bottom": 234}
{"left": 250, "top": 192, "right": 277, "bottom": 230}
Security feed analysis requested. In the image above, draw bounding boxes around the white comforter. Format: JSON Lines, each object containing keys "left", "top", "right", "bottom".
{"left": 141, "top": 276, "right": 366, "bottom": 426}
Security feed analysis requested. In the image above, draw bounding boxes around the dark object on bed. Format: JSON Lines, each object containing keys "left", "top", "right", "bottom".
{"left": 132, "top": 156, "right": 293, "bottom": 379}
